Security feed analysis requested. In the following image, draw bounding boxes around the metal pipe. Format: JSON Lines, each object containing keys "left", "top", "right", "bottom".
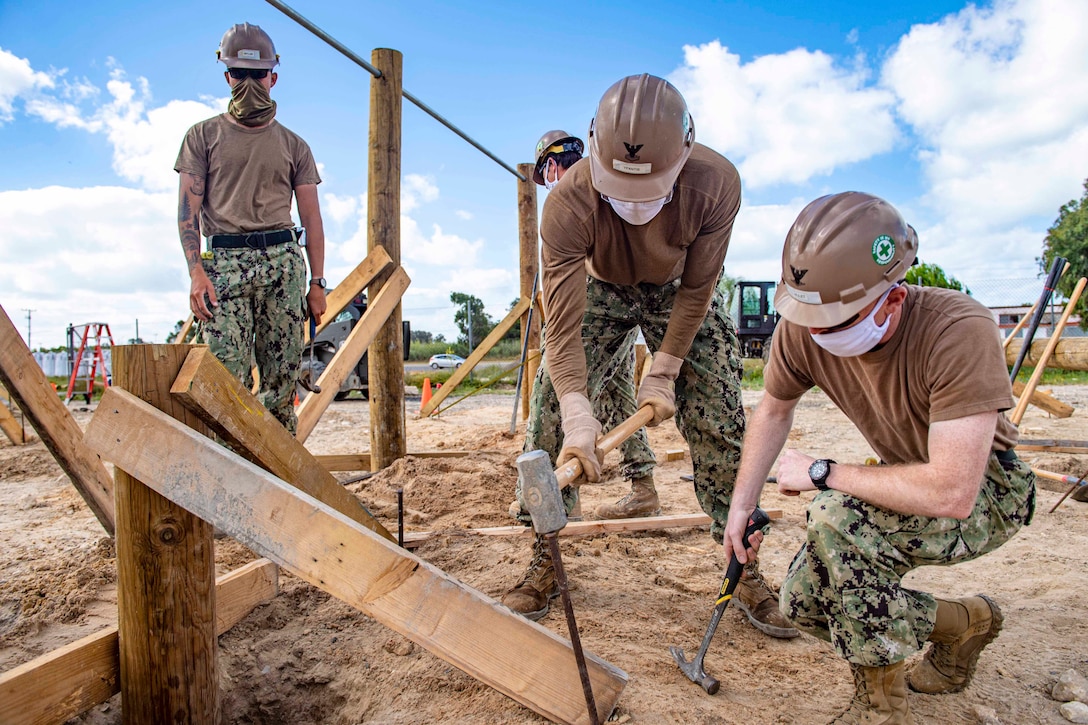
{"left": 1010, "top": 256, "right": 1066, "bottom": 381}
{"left": 264, "top": 0, "right": 526, "bottom": 182}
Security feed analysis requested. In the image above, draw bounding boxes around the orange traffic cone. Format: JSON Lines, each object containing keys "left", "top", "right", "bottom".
{"left": 420, "top": 377, "right": 432, "bottom": 414}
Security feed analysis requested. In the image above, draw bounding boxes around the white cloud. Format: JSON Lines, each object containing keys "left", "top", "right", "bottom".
{"left": 402, "top": 174, "right": 439, "bottom": 213}
{"left": 0, "top": 47, "right": 54, "bottom": 122}
{"left": 671, "top": 40, "right": 899, "bottom": 188}
{"left": 455, "top": 210, "right": 473, "bottom": 220}
{"left": 882, "top": 0, "right": 1088, "bottom": 226}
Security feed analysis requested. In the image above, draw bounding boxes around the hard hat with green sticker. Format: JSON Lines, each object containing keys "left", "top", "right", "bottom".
{"left": 872, "top": 235, "right": 895, "bottom": 265}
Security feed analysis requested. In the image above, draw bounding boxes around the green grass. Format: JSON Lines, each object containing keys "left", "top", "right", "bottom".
{"left": 1014, "top": 367, "right": 1088, "bottom": 385}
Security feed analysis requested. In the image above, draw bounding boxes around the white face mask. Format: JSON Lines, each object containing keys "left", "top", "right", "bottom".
{"left": 543, "top": 159, "right": 560, "bottom": 191}
{"left": 607, "top": 196, "right": 667, "bottom": 225}
{"left": 810, "top": 285, "right": 898, "bottom": 357}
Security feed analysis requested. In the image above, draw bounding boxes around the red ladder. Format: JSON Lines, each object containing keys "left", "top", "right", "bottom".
{"left": 66, "top": 323, "right": 113, "bottom": 404}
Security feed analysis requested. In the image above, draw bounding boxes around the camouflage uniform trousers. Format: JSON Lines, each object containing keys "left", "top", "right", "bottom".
{"left": 200, "top": 243, "right": 306, "bottom": 434}
{"left": 515, "top": 275, "right": 746, "bottom": 543}
{"left": 780, "top": 454, "right": 1036, "bottom": 667}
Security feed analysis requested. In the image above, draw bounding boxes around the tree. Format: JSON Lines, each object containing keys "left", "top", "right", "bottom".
{"left": 450, "top": 292, "right": 494, "bottom": 349}
{"left": 411, "top": 329, "right": 435, "bottom": 344}
{"left": 717, "top": 273, "right": 740, "bottom": 308}
{"left": 905, "top": 260, "right": 970, "bottom": 294}
{"left": 1040, "top": 178, "right": 1088, "bottom": 330}
{"left": 165, "top": 319, "right": 186, "bottom": 343}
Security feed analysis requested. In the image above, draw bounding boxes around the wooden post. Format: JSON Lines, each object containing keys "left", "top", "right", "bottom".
{"left": 112, "top": 345, "right": 218, "bottom": 723}
{"left": 517, "top": 161, "right": 540, "bottom": 421}
{"left": 1005, "top": 336, "right": 1088, "bottom": 372}
{"left": 368, "top": 48, "right": 406, "bottom": 470}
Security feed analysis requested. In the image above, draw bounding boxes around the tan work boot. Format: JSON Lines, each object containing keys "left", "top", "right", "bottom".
{"left": 734, "top": 560, "right": 799, "bottom": 639}
{"left": 594, "top": 475, "right": 660, "bottom": 519}
{"left": 831, "top": 661, "right": 914, "bottom": 725}
{"left": 500, "top": 536, "right": 558, "bottom": 621}
{"left": 908, "top": 595, "right": 1002, "bottom": 694}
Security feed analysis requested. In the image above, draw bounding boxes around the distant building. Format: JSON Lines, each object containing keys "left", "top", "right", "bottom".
{"left": 989, "top": 304, "right": 1086, "bottom": 338}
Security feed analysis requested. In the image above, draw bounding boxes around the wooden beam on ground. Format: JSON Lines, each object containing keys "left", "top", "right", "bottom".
{"left": 1012, "top": 381, "right": 1075, "bottom": 418}
{"left": 421, "top": 296, "right": 531, "bottom": 417}
{"left": 85, "top": 388, "right": 627, "bottom": 725}
{"left": 171, "top": 347, "right": 395, "bottom": 543}
{"left": 309, "top": 245, "right": 393, "bottom": 341}
{"left": 1018, "top": 439, "right": 1088, "bottom": 454}
{"left": 316, "top": 450, "right": 475, "bottom": 471}
{"left": 1006, "top": 336, "right": 1088, "bottom": 372}
{"left": 295, "top": 266, "right": 410, "bottom": 443}
{"left": 0, "top": 397, "right": 25, "bottom": 445}
{"left": 0, "top": 303, "right": 115, "bottom": 534}
{"left": 402, "top": 510, "right": 783, "bottom": 549}
{"left": 0, "top": 559, "right": 278, "bottom": 725}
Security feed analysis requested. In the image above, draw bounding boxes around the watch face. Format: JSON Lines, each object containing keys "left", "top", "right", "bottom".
{"left": 810, "top": 460, "right": 829, "bottom": 480}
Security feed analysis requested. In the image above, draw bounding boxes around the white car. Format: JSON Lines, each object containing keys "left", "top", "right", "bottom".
{"left": 429, "top": 354, "right": 465, "bottom": 369}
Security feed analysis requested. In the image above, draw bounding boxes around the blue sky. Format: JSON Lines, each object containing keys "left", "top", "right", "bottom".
{"left": 2, "top": 0, "right": 1086, "bottom": 349}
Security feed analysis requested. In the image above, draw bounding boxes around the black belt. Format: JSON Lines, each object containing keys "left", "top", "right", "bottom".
{"left": 995, "top": 448, "right": 1018, "bottom": 470}
{"left": 208, "top": 229, "right": 298, "bottom": 249}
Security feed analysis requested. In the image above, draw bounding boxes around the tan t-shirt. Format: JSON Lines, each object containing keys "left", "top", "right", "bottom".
{"left": 174, "top": 115, "right": 321, "bottom": 236}
{"left": 540, "top": 143, "right": 741, "bottom": 400}
{"left": 765, "top": 285, "right": 1018, "bottom": 464}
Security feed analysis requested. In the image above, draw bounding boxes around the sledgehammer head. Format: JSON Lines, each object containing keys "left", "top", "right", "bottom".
{"left": 516, "top": 450, "right": 567, "bottom": 535}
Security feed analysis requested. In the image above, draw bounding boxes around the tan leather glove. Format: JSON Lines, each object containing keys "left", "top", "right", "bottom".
{"left": 636, "top": 351, "right": 683, "bottom": 426}
{"left": 556, "top": 392, "right": 604, "bottom": 483}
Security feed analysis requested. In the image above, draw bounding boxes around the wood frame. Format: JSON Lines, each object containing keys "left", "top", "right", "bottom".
{"left": 85, "top": 387, "right": 627, "bottom": 724}
{"left": 171, "top": 347, "right": 396, "bottom": 542}
{"left": 296, "top": 266, "right": 411, "bottom": 442}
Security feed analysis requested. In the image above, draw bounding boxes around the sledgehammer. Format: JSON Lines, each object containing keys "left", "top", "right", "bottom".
{"left": 670, "top": 506, "right": 771, "bottom": 695}
{"left": 518, "top": 449, "right": 600, "bottom": 725}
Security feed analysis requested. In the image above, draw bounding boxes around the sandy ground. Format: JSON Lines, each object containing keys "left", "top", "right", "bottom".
{"left": 1, "top": 385, "right": 1087, "bottom": 724}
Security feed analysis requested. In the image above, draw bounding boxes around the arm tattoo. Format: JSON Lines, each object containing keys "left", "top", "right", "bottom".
{"left": 190, "top": 177, "right": 205, "bottom": 196}
{"left": 181, "top": 228, "right": 202, "bottom": 271}
{"left": 179, "top": 194, "right": 192, "bottom": 223}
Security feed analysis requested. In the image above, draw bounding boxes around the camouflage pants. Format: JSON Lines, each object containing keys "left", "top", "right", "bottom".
{"left": 200, "top": 243, "right": 306, "bottom": 433}
{"left": 516, "top": 276, "right": 746, "bottom": 543}
{"left": 780, "top": 454, "right": 1036, "bottom": 666}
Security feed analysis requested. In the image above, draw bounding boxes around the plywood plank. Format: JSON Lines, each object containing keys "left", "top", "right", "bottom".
{"left": 295, "top": 266, "right": 410, "bottom": 442}
{"left": 420, "top": 297, "right": 530, "bottom": 417}
{"left": 85, "top": 388, "right": 627, "bottom": 725}
{"left": 0, "top": 559, "right": 278, "bottom": 725}
{"left": 0, "top": 303, "right": 114, "bottom": 534}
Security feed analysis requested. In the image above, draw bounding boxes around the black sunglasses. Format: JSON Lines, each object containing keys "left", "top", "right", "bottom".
{"left": 228, "top": 68, "right": 269, "bottom": 80}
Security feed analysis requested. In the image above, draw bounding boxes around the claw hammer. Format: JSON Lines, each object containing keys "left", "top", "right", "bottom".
{"left": 670, "top": 507, "right": 770, "bottom": 694}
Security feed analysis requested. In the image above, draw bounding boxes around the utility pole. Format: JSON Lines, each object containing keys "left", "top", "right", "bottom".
{"left": 22, "top": 308, "right": 34, "bottom": 349}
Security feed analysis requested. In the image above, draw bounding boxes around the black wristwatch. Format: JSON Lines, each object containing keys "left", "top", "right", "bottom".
{"left": 809, "top": 458, "right": 836, "bottom": 491}
{"left": 309, "top": 277, "right": 327, "bottom": 289}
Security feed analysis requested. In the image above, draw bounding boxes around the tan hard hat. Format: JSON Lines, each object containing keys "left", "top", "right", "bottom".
{"left": 588, "top": 74, "right": 695, "bottom": 203}
{"left": 217, "top": 23, "right": 279, "bottom": 70}
{"left": 775, "top": 192, "right": 918, "bottom": 328}
{"left": 532, "top": 130, "right": 584, "bottom": 185}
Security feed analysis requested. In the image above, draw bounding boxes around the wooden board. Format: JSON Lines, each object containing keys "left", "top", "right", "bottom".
{"left": 84, "top": 388, "right": 626, "bottom": 725}
{"left": 0, "top": 397, "right": 25, "bottom": 444}
{"left": 316, "top": 450, "right": 474, "bottom": 471}
{"left": 0, "top": 303, "right": 115, "bottom": 534}
{"left": 1017, "top": 438, "right": 1088, "bottom": 454}
{"left": 402, "top": 510, "right": 783, "bottom": 549}
{"left": 1006, "top": 337, "right": 1088, "bottom": 372}
{"left": 420, "top": 296, "right": 530, "bottom": 417}
{"left": 1011, "top": 381, "right": 1074, "bottom": 418}
{"left": 295, "top": 266, "right": 410, "bottom": 442}
{"left": 171, "top": 347, "right": 395, "bottom": 542}
{"left": 310, "top": 245, "right": 393, "bottom": 341}
{"left": 0, "top": 559, "right": 277, "bottom": 725}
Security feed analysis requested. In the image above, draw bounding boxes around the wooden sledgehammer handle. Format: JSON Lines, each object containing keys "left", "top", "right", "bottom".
{"left": 555, "top": 407, "right": 656, "bottom": 489}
